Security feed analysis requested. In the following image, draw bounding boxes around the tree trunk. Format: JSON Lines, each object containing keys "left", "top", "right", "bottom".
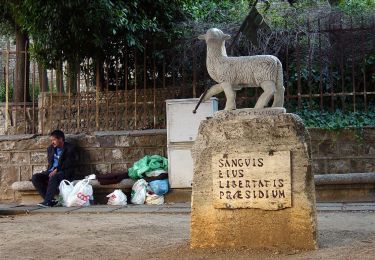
{"left": 55, "top": 60, "right": 64, "bottom": 93}
{"left": 94, "top": 57, "right": 105, "bottom": 91}
{"left": 14, "top": 28, "right": 30, "bottom": 102}
{"left": 38, "top": 63, "right": 49, "bottom": 92}
{"left": 67, "top": 61, "right": 78, "bottom": 94}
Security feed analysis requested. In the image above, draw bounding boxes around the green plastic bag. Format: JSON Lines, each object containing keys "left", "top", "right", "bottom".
{"left": 128, "top": 155, "right": 168, "bottom": 179}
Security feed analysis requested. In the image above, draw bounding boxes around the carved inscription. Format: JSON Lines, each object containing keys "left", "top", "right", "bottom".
{"left": 212, "top": 151, "right": 291, "bottom": 210}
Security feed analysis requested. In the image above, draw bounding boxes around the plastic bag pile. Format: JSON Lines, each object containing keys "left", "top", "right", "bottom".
{"left": 128, "top": 155, "right": 168, "bottom": 179}
{"left": 129, "top": 155, "right": 169, "bottom": 205}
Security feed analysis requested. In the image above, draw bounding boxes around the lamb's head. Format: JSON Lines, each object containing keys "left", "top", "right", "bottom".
{"left": 198, "top": 28, "right": 231, "bottom": 43}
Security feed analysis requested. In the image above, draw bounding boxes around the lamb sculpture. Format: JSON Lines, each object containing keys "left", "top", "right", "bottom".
{"left": 195, "top": 28, "right": 285, "bottom": 112}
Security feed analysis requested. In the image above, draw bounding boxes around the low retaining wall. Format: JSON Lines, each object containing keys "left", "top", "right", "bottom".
{"left": 0, "top": 130, "right": 166, "bottom": 201}
{"left": 309, "top": 127, "right": 375, "bottom": 174}
{"left": 1, "top": 126, "right": 374, "bottom": 202}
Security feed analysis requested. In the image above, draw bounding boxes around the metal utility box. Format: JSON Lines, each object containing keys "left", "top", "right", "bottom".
{"left": 166, "top": 98, "right": 218, "bottom": 188}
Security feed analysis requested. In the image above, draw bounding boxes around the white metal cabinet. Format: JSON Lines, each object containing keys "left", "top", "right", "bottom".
{"left": 166, "top": 98, "right": 218, "bottom": 188}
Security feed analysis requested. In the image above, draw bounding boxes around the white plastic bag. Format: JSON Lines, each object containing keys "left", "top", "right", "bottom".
{"left": 66, "top": 179, "right": 93, "bottom": 207}
{"left": 130, "top": 179, "right": 147, "bottom": 204}
{"left": 107, "top": 189, "right": 127, "bottom": 206}
{"left": 59, "top": 180, "right": 74, "bottom": 207}
{"left": 145, "top": 193, "right": 164, "bottom": 205}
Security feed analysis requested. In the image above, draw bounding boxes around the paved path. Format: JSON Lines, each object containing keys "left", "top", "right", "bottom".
{"left": 0, "top": 202, "right": 375, "bottom": 215}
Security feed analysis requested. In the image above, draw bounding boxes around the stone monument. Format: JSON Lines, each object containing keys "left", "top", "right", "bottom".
{"left": 191, "top": 28, "right": 317, "bottom": 251}
{"left": 190, "top": 109, "right": 317, "bottom": 250}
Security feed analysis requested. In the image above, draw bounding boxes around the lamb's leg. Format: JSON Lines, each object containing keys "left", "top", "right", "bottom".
{"left": 222, "top": 82, "right": 236, "bottom": 110}
{"left": 254, "top": 81, "right": 276, "bottom": 109}
{"left": 272, "top": 85, "right": 285, "bottom": 107}
{"left": 201, "top": 83, "right": 223, "bottom": 102}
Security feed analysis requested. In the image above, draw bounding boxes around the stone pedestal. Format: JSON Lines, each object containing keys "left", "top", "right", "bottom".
{"left": 190, "top": 108, "right": 317, "bottom": 250}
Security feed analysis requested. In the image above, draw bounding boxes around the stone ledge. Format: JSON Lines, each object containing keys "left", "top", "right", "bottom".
{"left": 315, "top": 173, "right": 375, "bottom": 185}
{"left": 11, "top": 179, "right": 136, "bottom": 204}
{"left": 315, "top": 173, "right": 375, "bottom": 202}
{"left": 12, "top": 179, "right": 136, "bottom": 191}
{"left": 94, "top": 129, "right": 167, "bottom": 137}
{"left": 0, "top": 134, "right": 37, "bottom": 141}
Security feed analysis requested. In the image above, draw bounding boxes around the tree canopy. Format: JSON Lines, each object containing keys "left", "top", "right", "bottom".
{"left": 17, "top": 0, "right": 187, "bottom": 68}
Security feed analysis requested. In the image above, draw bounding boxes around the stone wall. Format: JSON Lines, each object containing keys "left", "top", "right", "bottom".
{"left": 309, "top": 128, "right": 375, "bottom": 174}
{"left": 0, "top": 130, "right": 166, "bottom": 201}
{"left": 0, "top": 126, "right": 374, "bottom": 202}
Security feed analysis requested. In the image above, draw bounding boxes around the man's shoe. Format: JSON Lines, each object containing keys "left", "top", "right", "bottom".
{"left": 37, "top": 200, "right": 58, "bottom": 208}
{"left": 37, "top": 201, "right": 50, "bottom": 208}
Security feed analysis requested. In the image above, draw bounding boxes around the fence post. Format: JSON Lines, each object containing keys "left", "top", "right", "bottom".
{"left": 5, "top": 41, "right": 10, "bottom": 133}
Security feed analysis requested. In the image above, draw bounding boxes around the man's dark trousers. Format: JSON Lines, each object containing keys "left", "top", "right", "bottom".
{"left": 32, "top": 171, "right": 71, "bottom": 202}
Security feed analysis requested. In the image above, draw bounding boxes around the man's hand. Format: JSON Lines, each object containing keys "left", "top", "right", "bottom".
{"left": 49, "top": 168, "right": 57, "bottom": 178}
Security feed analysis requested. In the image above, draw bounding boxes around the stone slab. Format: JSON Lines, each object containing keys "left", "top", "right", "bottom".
{"left": 113, "top": 205, "right": 161, "bottom": 213}
{"left": 212, "top": 151, "right": 291, "bottom": 210}
{"left": 70, "top": 205, "right": 123, "bottom": 213}
{"left": 31, "top": 207, "right": 80, "bottom": 214}
{"left": 214, "top": 107, "right": 286, "bottom": 120}
{"left": 157, "top": 207, "right": 191, "bottom": 214}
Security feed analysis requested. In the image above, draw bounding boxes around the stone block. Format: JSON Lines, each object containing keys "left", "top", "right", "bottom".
{"left": 122, "top": 147, "right": 144, "bottom": 161}
{"left": 115, "top": 136, "right": 134, "bottom": 147}
{"left": 0, "top": 141, "right": 16, "bottom": 151}
{"left": 312, "top": 159, "right": 327, "bottom": 175}
{"left": 154, "top": 135, "right": 167, "bottom": 146}
{"left": 191, "top": 111, "right": 317, "bottom": 251}
{"left": 20, "top": 166, "right": 32, "bottom": 181}
{"left": 36, "top": 136, "right": 51, "bottom": 148}
{"left": 318, "top": 141, "right": 336, "bottom": 157}
{"left": 0, "top": 152, "right": 10, "bottom": 163}
{"left": 84, "top": 149, "right": 104, "bottom": 163}
{"left": 32, "top": 165, "right": 47, "bottom": 174}
{"left": 364, "top": 143, "right": 375, "bottom": 155}
{"left": 75, "top": 134, "right": 100, "bottom": 148}
{"left": 14, "top": 139, "right": 38, "bottom": 150}
{"left": 97, "top": 136, "right": 115, "bottom": 147}
{"left": 310, "top": 143, "right": 319, "bottom": 157}
{"left": 133, "top": 135, "right": 155, "bottom": 147}
{"left": 362, "top": 128, "right": 375, "bottom": 141}
{"left": 326, "top": 159, "right": 351, "bottom": 174}
{"left": 337, "top": 143, "right": 360, "bottom": 156}
{"left": 350, "top": 159, "right": 366, "bottom": 173}
{"left": 95, "top": 164, "right": 110, "bottom": 174}
{"left": 10, "top": 152, "right": 30, "bottom": 165}
{"left": 144, "top": 148, "right": 164, "bottom": 157}
{"left": 336, "top": 129, "right": 361, "bottom": 142}
{"left": 30, "top": 152, "right": 47, "bottom": 164}
{"left": 105, "top": 149, "right": 125, "bottom": 162}
{"left": 364, "top": 159, "right": 375, "bottom": 172}
{"left": 110, "top": 163, "right": 128, "bottom": 172}
{"left": 308, "top": 128, "right": 328, "bottom": 141}
{"left": 0, "top": 166, "right": 19, "bottom": 201}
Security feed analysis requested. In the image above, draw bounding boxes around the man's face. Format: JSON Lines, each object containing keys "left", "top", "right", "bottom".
{"left": 50, "top": 136, "right": 64, "bottom": 148}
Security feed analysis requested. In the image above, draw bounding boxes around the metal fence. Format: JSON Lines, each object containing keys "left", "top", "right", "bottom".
{"left": 0, "top": 14, "right": 374, "bottom": 135}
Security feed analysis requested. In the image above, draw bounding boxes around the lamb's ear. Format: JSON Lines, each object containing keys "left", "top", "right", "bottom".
{"left": 223, "top": 34, "right": 231, "bottom": 40}
{"left": 198, "top": 34, "right": 206, "bottom": 40}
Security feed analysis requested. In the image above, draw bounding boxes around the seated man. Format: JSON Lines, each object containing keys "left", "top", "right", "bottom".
{"left": 32, "top": 130, "right": 77, "bottom": 207}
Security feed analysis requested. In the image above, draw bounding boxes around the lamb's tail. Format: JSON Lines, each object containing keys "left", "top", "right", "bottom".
{"left": 272, "top": 59, "right": 285, "bottom": 107}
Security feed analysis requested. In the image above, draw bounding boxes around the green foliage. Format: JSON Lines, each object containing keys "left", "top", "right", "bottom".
{"left": 295, "top": 106, "right": 375, "bottom": 129}
{"left": 336, "top": 0, "right": 375, "bottom": 16}
{"left": 17, "top": 0, "right": 188, "bottom": 68}
{"left": 0, "top": 82, "right": 13, "bottom": 102}
{"left": 183, "top": 0, "right": 249, "bottom": 23}
{"left": 0, "top": 82, "right": 40, "bottom": 102}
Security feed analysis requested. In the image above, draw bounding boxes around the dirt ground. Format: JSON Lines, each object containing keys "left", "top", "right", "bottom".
{"left": 1, "top": 211, "right": 375, "bottom": 260}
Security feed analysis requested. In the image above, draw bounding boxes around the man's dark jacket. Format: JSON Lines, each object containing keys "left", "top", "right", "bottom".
{"left": 47, "top": 142, "right": 78, "bottom": 179}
